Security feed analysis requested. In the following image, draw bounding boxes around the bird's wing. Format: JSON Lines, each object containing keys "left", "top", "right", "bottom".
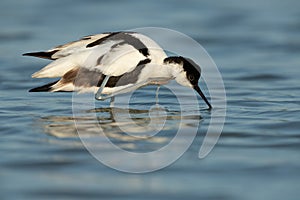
{"left": 85, "top": 40, "right": 148, "bottom": 76}
{"left": 26, "top": 32, "right": 165, "bottom": 78}
{"left": 89, "top": 32, "right": 167, "bottom": 76}
{"left": 23, "top": 33, "right": 111, "bottom": 60}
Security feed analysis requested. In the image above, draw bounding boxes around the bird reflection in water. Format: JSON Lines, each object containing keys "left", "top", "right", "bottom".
{"left": 39, "top": 106, "right": 203, "bottom": 153}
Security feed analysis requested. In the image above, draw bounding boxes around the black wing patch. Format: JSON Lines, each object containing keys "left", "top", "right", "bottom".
{"left": 98, "top": 58, "right": 151, "bottom": 88}
{"left": 23, "top": 50, "right": 59, "bottom": 60}
{"left": 86, "top": 32, "right": 121, "bottom": 48}
{"left": 86, "top": 32, "right": 149, "bottom": 57}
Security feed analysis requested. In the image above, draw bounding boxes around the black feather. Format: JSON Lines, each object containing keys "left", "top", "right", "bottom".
{"left": 29, "top": 80, "right": 59, "bottom": 92}
{"left": 23, "top": 50, "right": 59, "bottom": 60}
{"left": 86, "top": 32, "right": 149, "bottom": 57}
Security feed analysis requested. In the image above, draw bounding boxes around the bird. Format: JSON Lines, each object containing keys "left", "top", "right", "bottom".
{"left": 23, "top": 31, "right": 212, "bottom": 109}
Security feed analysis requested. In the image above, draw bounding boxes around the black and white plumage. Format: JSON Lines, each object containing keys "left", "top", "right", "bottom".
{"left": 24, "top": 31, "right": 212, "bottom": 108}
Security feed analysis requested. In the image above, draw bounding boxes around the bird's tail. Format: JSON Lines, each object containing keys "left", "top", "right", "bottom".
{"left": 29, "top": 80, "right": 59, "bottom": 92}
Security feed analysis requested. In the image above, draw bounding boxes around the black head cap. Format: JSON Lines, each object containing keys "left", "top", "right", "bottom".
{"left": 182, "top": 57, "right": 201, "bottom": 86}
{"left": 164, "top": 56, "right": 201, "bottom": 86}
{"left": 164, "top": 56, "right": 212, "bottom": 109}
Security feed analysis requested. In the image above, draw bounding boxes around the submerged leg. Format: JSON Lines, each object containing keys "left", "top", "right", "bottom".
{"left": 155, "top": 86, "right": 160, "bottom": 105}
{"left": 110, "top": 96, "right": 115, "bottom": 108}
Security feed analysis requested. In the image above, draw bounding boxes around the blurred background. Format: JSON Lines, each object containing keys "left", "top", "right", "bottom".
{"left": 1, "top": 0, "right": 300, "bottom": 199}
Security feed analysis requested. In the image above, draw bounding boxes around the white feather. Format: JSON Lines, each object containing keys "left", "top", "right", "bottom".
{"left": 92, "top": 44, "right": 146, "bottom": 76}
{"left": 131, "top": 33, "right": 167, "bottom": 62}
{"left": 32, "top": 50, "right": 91, "bottom": 78}
{"left": 50, "top": 33, "right": 110, "bottom": 59}
{"left": 51, "top": 83, "right": 75, "bottom": 92}
{"left": 31, "top": 32, "right": 169, "bottom": 79}
{"left": 88, "top": 33, "right": 167, "bottom": 76}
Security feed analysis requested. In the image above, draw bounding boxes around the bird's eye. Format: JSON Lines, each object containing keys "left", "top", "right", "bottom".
{"left": 188, "top": 74, "right": 195, "bottom": 81}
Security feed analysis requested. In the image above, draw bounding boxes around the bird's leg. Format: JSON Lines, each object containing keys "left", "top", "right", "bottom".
{"left": 95, "top": 75, "right": 110, "bottom": 100}
{"left": 95, "top": 76, "right": 147, "bottom": 101}
{"left": 110, "top": 96, "right": 115, "bottom": 108}
{"left": 95, "top": 77, "right": 170, "bottom": 101}
{"left": 155, "top": 86, "right": 160, "bottom": 105}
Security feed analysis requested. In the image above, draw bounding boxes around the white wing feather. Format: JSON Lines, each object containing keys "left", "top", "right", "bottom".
{"left": 30, "top": 32, "right": 167, "bottom": 79}
{"left": 32, "top": 50, "right": 90, "bottom": 78}
{"left": 91, "top": 43, "right": 146, "bottom": 76}
{"left": 50, "top": 33, "right": 110, "bottom": 59}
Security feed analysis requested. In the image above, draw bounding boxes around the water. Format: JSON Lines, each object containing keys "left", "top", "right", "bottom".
{"left": 1, "top": 0, "right": 300, "bottom": 199}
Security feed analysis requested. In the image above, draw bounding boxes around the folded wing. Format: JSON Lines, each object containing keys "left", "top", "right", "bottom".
{"left": 25, "top": 32, "right": 166, "bottom": 93}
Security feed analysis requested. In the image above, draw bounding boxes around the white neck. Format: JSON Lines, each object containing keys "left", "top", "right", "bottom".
{"left": 163, "top": 62, "right": 183, "bottom": 78}
{"left": 137, "top": 62, "right": 185, "bottom": 85}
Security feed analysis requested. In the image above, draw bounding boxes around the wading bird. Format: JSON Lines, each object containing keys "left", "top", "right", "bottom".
{"left": 24, "top": 31, "right": 212, "bottom": 109}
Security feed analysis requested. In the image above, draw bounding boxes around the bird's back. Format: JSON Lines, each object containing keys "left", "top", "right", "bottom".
{"left": 24, "top": 31, "right": 167, "bottom": 93}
